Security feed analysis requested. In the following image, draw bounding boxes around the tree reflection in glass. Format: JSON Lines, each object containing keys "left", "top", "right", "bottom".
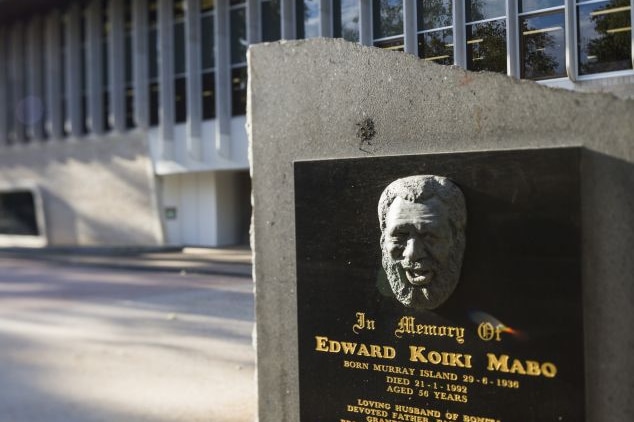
{"left": 467, "top": 0, "right": 506, "bottom": 21}
{"left": 467, "top": 20, "right": 507, "bottom": 73}
{"left": 418, "top": 30, "right": 454, "bottom": 65}
{"left": 521, "top": 12, "right": 566, "bottom": 79}
{"left": 230, "top": 7, "right": 247, "bottom": 64}
{"left": 520, "top": 0, "right": 564, "bottom": 13}
{"left": 374, "top": 0, "right": 404, "bottom": 39}
{"left": 418, "top": 0, "right": 452, "bottom": 30}
{"left": 262, "top": 0, "right": 281, "bottom": 42}
{"left": 297, "top": 0, "right": 320, "bottom": 39}
{"left": 578, "top": 0, "right": 632, "bottom": 75}
{"left": 334, "top": 0, "right": 360, "bottom": 42}
{"left": 375, "top": 38, "right": 405, "bottom": 51}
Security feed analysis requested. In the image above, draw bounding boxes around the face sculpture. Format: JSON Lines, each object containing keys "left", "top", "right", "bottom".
{"left": 378, "top": 176, "right": 466, "bottom": 310}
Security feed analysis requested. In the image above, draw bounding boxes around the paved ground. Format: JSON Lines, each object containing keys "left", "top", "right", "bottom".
{"left": 0, "top": 248, "right": 255, "bottom": 422}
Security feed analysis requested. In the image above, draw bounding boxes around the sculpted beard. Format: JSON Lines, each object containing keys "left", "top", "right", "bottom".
{"left": 381, "top": 234, "right": 462, "bottom": 310}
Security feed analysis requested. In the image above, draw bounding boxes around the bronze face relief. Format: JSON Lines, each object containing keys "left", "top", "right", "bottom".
{"left": 378, "top": 175, "right": 467, "bottom": 310}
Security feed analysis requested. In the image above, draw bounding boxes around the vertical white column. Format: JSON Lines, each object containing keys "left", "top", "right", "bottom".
{"left": 281, "top": 0, "right": 296, "bottom": 39}
{"left": 46, "top": 11, "right": 64, "bottom": 140}
{"left": 453, "top": 0, "right": 467, "bottom": 68}
{"left": 0, "top": 27, "right": 8, "bottom": 146}
{"left": 507, "top": 0, "right": 520, "bottom": 78}
{"left": 215, "top": 0, "right": 231, "bottom": 158}
{"left": 320, "top": 0, "right": 332, "bottom": 37}
{"left": 403, "top": 0, "right": 417, "bottom": 55}
{"left": 66, "top": 4, "right": 83, "bottom": 138}
{"left": 133, "top": 0, "right": 149, "bottom": 129}
{"left": 186, "top": 0, "right": 202, "bottom": 159}
{"left": 86, "top": 0, "right": 104, "bottom": 134}
{"left": 10, "top": 23, "right": 26, "bottom": 143}
{"left": 109, "top": 0, "right": 126, "bottom": 132}
{"left": 564, "top": 0, "right": 578, "bottom": 81}
{"left": 27, "top": 17, "right": 45, "bottom": 141}
{"left": 247, "top": 0, "right": 261, "bottom": 43}
{"left": 159, "top": 0, "right": 175, "bottom": 158}
{"left": 631, "top": 0, "right": 634, "bottom": 71}
{"left": 359, "top": 0, "right": 372, "bottom": 46}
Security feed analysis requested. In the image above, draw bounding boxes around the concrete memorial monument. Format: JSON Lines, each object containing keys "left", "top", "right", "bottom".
{"left": 248, "top": 39, "right": 633, "bottom": 422}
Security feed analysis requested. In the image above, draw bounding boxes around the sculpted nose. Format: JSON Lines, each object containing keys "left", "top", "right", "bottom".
{"left": 403, "top": 236, "right": 425, "bottom": 262}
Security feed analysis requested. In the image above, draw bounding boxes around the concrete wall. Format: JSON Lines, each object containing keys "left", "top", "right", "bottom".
{"left": 248, "top": 39, "right": 633, "bottom": 422}
{"left": 544, "top": 73, "right": 634, "bottom": 100}
{"left": 0, "top": 132, "right": 163, "bottom": 246}
{"left": 161, "top": 169, "right": 249, "bottom": 246}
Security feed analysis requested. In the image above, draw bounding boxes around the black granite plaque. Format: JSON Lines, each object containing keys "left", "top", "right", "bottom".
{"left": 295, "top": 148, "right": 584, "bottom": 422}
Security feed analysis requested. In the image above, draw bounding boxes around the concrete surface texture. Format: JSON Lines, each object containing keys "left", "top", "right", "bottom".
{"left": 0, "top": 133, "right": 163, "bottom": 246}
{"left": 248, "top": 39, "right": 633, "bottom": 422}
{"left": 0, "top": 250, "right": 255, "bottom": 422}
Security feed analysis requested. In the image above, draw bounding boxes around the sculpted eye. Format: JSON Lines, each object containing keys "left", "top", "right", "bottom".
{"left": 389, "top": 238, "right": 405, "bottom": 247}
{"left": 389, "top": 231, "right": 408, "bottom": 243}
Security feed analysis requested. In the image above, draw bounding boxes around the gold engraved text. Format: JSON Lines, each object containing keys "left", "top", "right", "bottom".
{"left": 486, "top": 353, "right": 557, "bottom": 378}
{"left": 395, "top": 316, "right": 465, "bottom": 344}
{"left": 353, "top": 312, "right": 376, "bottom": 334}
{"left": 409, "top": 346, "right": 473, "bottom": 368}
{"left": 315, "top": 336, "right": 396, "bottom": 359}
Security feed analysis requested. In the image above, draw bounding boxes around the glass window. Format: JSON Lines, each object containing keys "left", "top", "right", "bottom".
{"left": 102, "top": 89, "right": 110, "bottom": 129}
{"left": 150, "top": 0, "right": 158, "bottom": 22}
{"left": 202, "top": 15, "right": 215, "bottom": 68}
{"left": 375, "top": 38, "right": 405, "bottom": 50}
{"left": 61, "top": 12, "right": 68, "bottom": 137}
{"left": 202, "top": 72, "right": 215, "bottom": 119}
{"left": 149, "top": 1, "right": 159, "bottom": 126}
{"left": 149, "top": 28, "right": 158, "bottom": 79}
{"left": 174, "top": 77, "right": 186, "bottom": 123}
{"left": 418, "top": 30, "right": 454, "bottom": 64}
{"left": 333, "top": 0, "right": 359, "bottom": 42}
{"left": 3, "top": 38, "right": 9, "bottom": 134}
{"left": 374, "top": 0, "right": 403, "bottom": 40}
{"left": 174, "top": 21, "right": 186, "bottom": 75}
{"left": 102, "top": 0, "right": 111, "bottom": 131}
{"left": 262, "top": 0, "right": 281, "bottom": 42}
{"left": 81, "top": 6, "right": 89, "bottom": 134}
{"left": 173, "top": 0, "right": 186, "bottom": 19}
{"left": 520, "top": 12, "right": 566, "bottom": 79}
{"left": 201, "top": 0, "right": 214, "bottom": 12}
{"left": 467, "top": 19, "right": 507, "bottom": 73}
{"left": 173, "top": 0, "right": 186, "bottom": 123}
{"left": 126, "top": 88, "right": 135, "bottom": 128}
{"left": 418, "top": 0, "right": 452, "bottom": 30}
{"left": 124, "top": 35, "right": 133, "bottom": 84}
{"left": 417, "top": 0, "right": 453, "bottom": 65}
{"left": 231, "top": 1, "right": 247, "bottom": 116}
{"left": 297, "top": 0, "right": 320, "bottom": 39}
{"left": 230, "top": 6, "right": 247, "bottom": 64}
{"left": 149, "top": 82, "right": 159, "bottom": 126}
{"left": 125, "top": 2, "right": 134, "bottom": 129}
{"left": 202, "top": 2, "right": 216, "bottom": 120}
{"left": 231, "top": 67, "right": 247, "bottom": 116}
{"left": 520, "top": 0, "right": 564, "bottom": 13}
{"left": 577, "top": 0, "right": 632, "bottom": 75}
{"left": 467, "top": 0, "right": 506, "bottom": 22}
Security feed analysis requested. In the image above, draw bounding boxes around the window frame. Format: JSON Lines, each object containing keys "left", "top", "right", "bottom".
{"left": 201, "top": 0, "right": 216, "bottom": 120}
{"left": 569, "top": 0, "right": 634, "bottom": 81}
{"left": 518, "top": 3, "right": 567, "bottom": 80}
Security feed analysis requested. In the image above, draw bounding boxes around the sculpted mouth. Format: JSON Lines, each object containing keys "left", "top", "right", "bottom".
{"left": 404, "top": 268, "right": 433, "bottom": 286}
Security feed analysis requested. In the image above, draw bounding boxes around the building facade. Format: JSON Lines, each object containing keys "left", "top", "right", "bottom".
{"left": 0, "top": 0, "right": 632, "bottom": 247}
